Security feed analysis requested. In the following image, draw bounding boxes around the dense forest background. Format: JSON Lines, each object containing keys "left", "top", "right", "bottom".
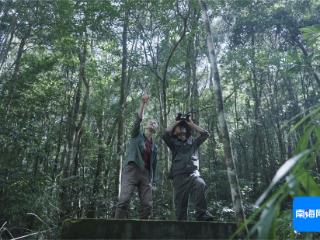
{"left": 1, "top": 0, "right": 320, "bottom": 238}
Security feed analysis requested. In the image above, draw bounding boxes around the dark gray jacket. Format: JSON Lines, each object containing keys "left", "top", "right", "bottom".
{"left": 124, "top": 114, "right": 158, "bottom": 184}
{"left": 162, "top": 130, "right": 209, "bottom": 178}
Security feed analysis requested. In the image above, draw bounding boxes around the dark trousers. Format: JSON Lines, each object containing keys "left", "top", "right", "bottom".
{"left": 172, "top": 173, "right": 208, "bottom": 221}
{"left": 115, "top": 163, "right": 152, "bottom": 219}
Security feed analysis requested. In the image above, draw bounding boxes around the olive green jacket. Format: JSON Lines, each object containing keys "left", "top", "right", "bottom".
{"left": 124, "top": 114, "right": 158, "bottom": 184}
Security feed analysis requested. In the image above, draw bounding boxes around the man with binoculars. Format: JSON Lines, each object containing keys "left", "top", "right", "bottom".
{"left": 162, "top": 113, "right": 213, "bottom": 221}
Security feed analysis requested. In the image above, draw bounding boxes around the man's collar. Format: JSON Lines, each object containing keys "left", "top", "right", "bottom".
{"left": 143, "top": 133, "right": 152, "bottom": 141}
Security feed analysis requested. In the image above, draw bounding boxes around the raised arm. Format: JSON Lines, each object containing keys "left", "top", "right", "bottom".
{"left": 138, "top": 94, "right": 149, "bottom": 119}
{"left": 162, "top": 120, "right": 181, "bottom": 150}
{"left": 187, "top": 118, "right": 209, "bottom": 148}
{"left": 130, "top": 94, "right": 149, "bottom": 138}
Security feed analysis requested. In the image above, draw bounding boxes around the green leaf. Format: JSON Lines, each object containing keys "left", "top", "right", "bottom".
{"left": 290, "top": 106, "right": 320, "bottom": 132}
{"left": 255, "top": 150, "right": 310, "bottom": 206}
{"left": 247, "top": 190, "right": 285, "bottom": 240}
{"left": 257, "top": 196, "right": 280, "bottom": 239}
{"left": 297, "top": 171, "right": 320, "bottom": 196}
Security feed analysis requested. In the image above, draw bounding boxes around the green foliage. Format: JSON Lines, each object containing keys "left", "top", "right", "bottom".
{"left": 301, "top": 25, "right": 320, "bottom": 43}
{"left": 232, "top": 105, "right": 320, "bottom": 239}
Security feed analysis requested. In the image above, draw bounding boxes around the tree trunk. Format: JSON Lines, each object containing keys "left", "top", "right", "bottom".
{"left": 0, "top": 14, "right": 16, "bottom": 70}
{"left": 199, "top": 0, "right": 246, "bottom": 224}
{"left": 249, "top": 33, "right": 265, "bottom": 197}
{"left": 5, "top": 25, "right": 31, "bottom": 114}
{"left": 115, "top": 7, "right": 129, "bottom": 204}
{"left": 59, "top": 39, "right": 89, "bottom": 222}
{"left": 186, "top": 9, "right": 200, "bottom": 124}
{"left": 87, "top": 118, "right": 104, "bottom": 218}
{"left": 294, "top": 38, "right": 320, "bottom": 89}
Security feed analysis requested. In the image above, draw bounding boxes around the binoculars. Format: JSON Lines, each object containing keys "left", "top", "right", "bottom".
{"left": 176, "top": 112, "right": 191, "bottom": 122}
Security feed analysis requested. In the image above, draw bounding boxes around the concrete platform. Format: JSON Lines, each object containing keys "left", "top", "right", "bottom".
{"left": 60, "top": 219, "right": 239, "bottom": 239}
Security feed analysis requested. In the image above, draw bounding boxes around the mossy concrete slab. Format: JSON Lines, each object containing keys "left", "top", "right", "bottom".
{"left": 61, "top": 219, "right": 238, "bottom": 239}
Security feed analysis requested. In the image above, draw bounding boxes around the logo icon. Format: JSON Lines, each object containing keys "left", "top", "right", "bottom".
{"left": 293, "top": 197, "right": 320, "bottom": 232}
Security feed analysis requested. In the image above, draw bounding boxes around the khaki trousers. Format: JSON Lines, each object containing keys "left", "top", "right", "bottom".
{"left": 115, "top": 162, "right": 152, "bottom": 219}
{"left": 172, "top": 173, "right": 207, "bottom": 221}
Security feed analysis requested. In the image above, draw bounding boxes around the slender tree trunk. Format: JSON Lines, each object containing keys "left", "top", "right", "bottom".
{"left": 87, "top": 119, "right": 104, "bottom": 218}
{"left": 59, "top": 38, "right": 89, "bottom": 222}
{"left": 0, "top": 15, "right": 16, "bottom": 70}
{"left": 186, "top": 39, "right": 192, "bottom": 112}
{"left": 249, "top": 33, "right": 265, "bottom": 197}
{"left": 199, "top": 0, "right": 246, "bottom": 224}
{"left": 185, "top": 14, "right": 199, "bottom": 117}
{"left": 294, "top": 38, "right": 320, "bottom": 89}
{"left": 115, "top": 7, "right": 129, "bottom": 204}
{"left": 5, "top": 25, "right": 31, "bottom": 114}
{"left": 73, "top": 40, "right": 89, "bottom": 217}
